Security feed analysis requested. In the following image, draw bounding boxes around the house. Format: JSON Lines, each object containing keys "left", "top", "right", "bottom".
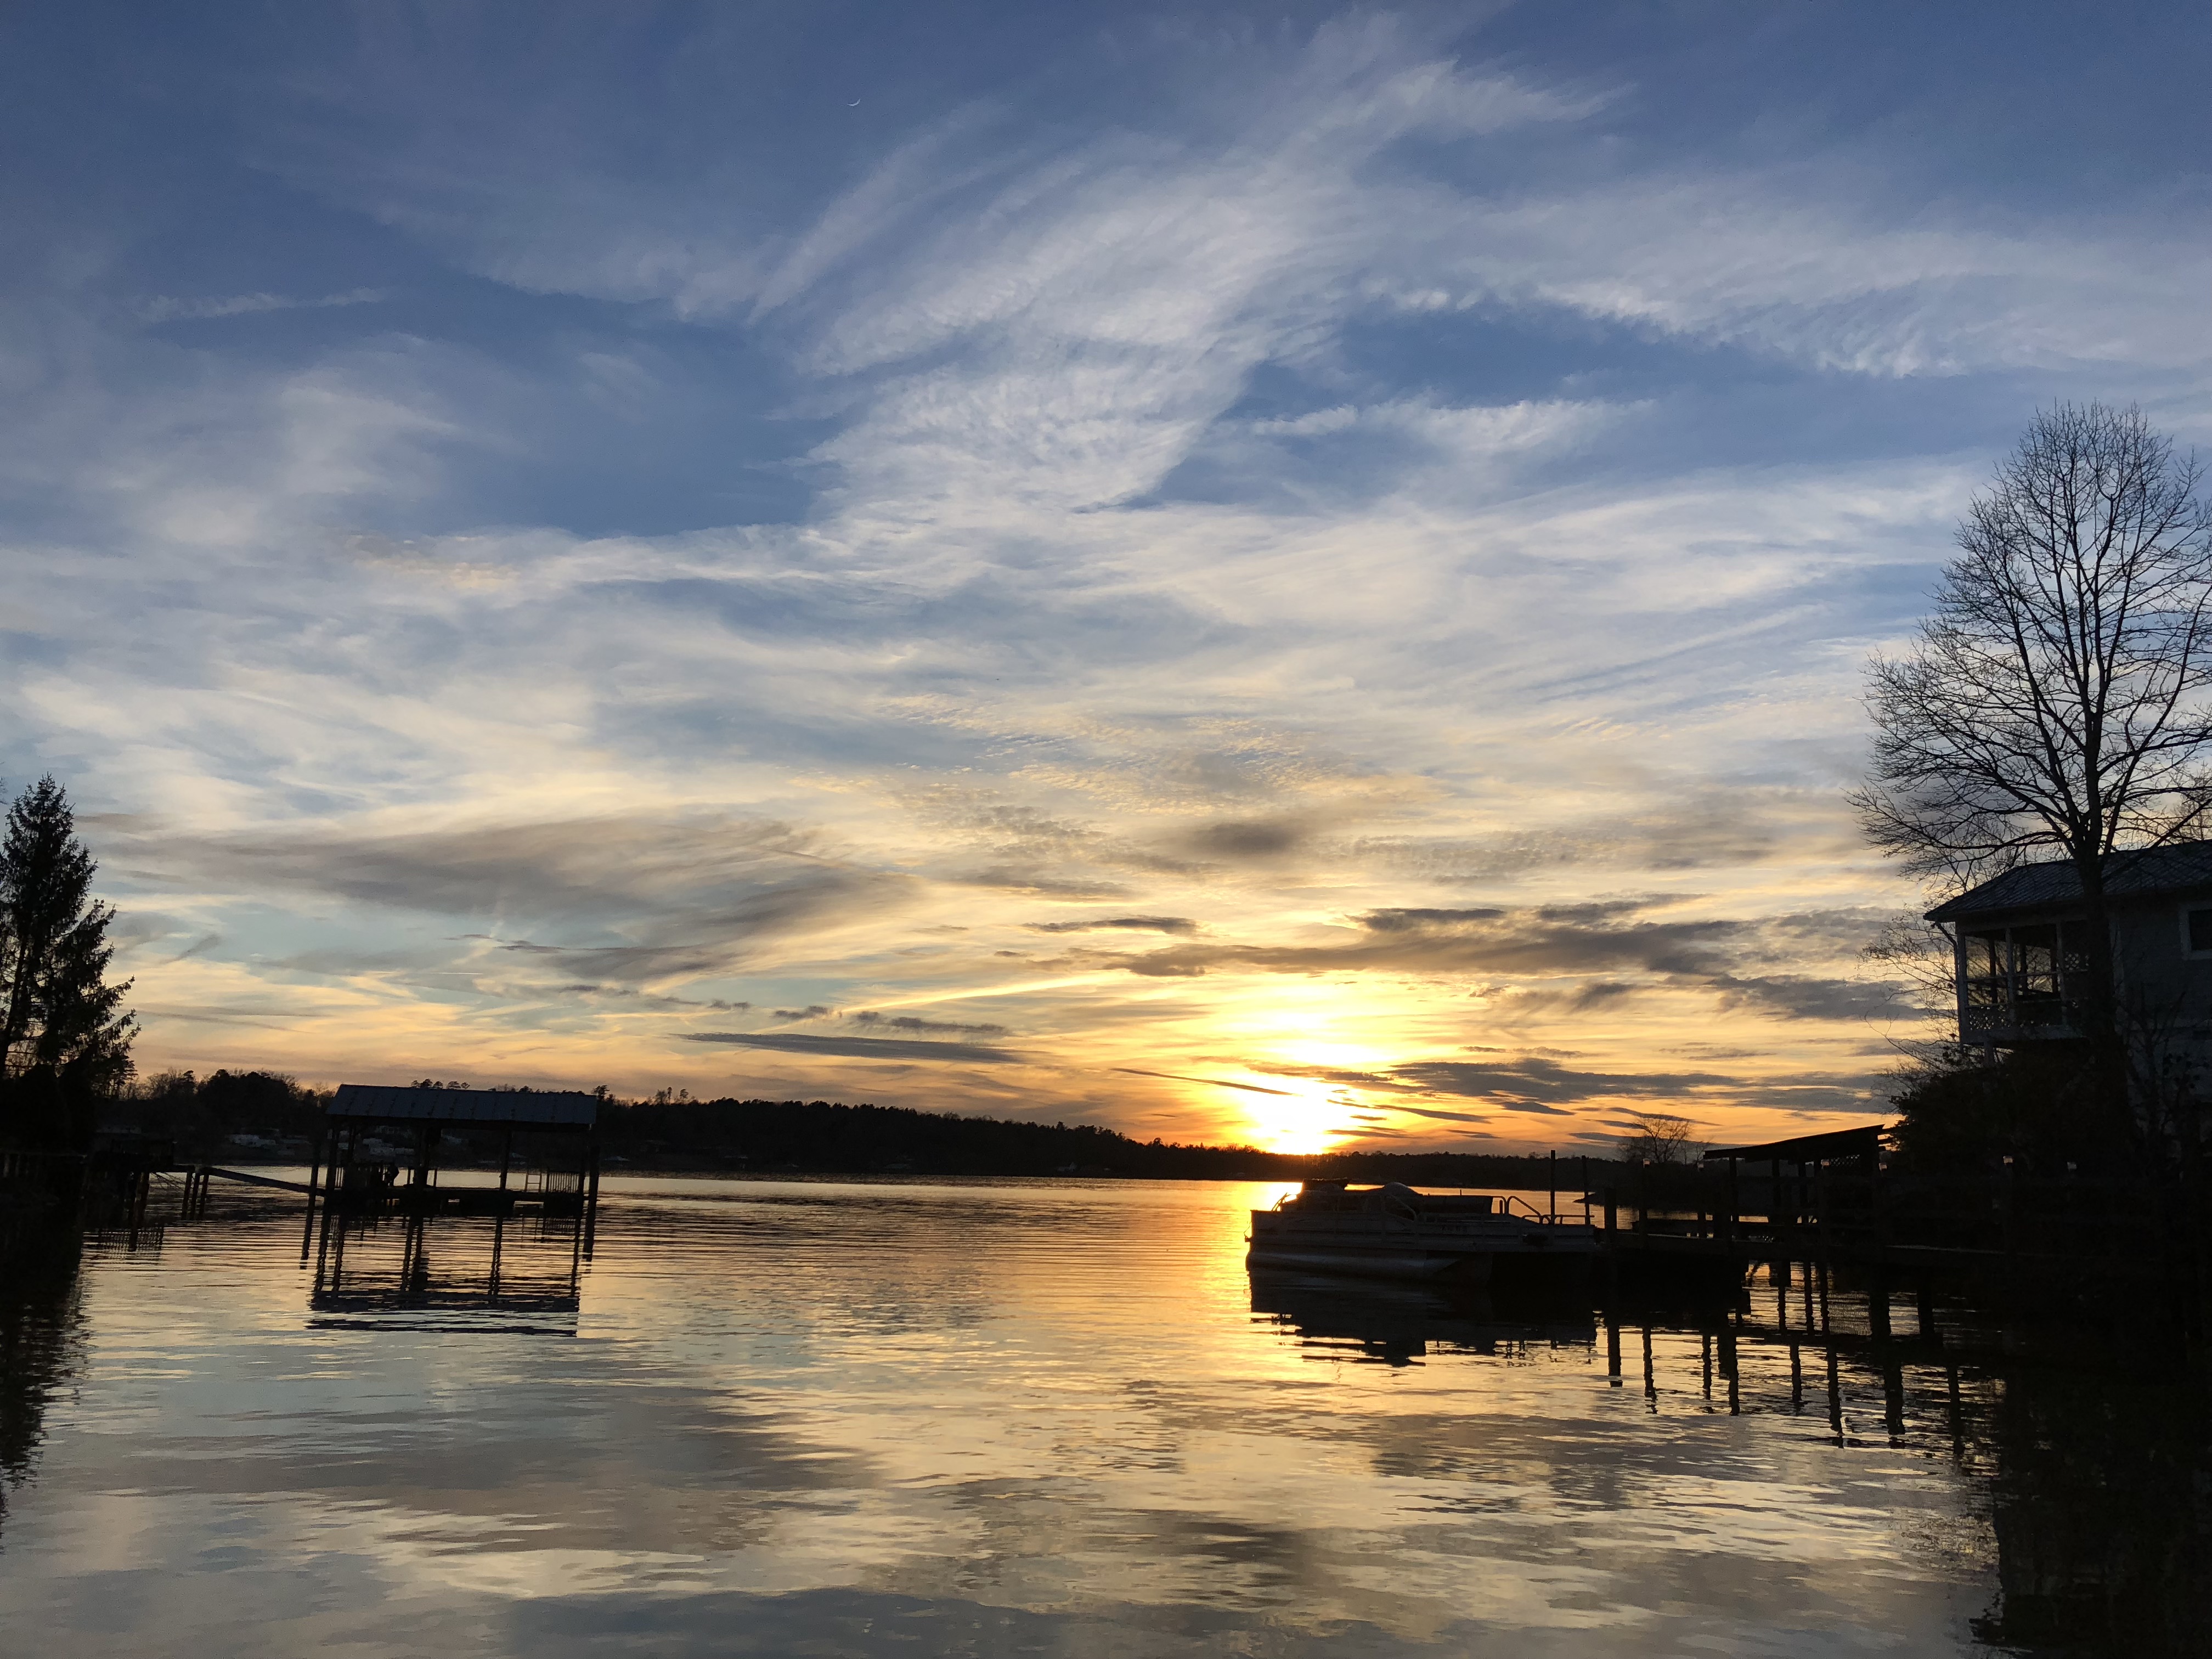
{"left": 1925, "top": 841, "right": 2212, "bottom": 1049}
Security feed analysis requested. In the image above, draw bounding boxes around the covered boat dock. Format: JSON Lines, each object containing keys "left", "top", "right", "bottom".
{"left": 311, "top": 1085, "right": 603, "bottom": 1220}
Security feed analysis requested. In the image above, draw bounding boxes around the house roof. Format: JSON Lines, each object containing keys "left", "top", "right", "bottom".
{"left": 1702, "top": 1125, "right": 1884, "bottom": 1164}
{"left": 1924, "top": 840, "right": 2212, "bottom": 922}
{"left": 329, "top": 1084, "right": 599, "bottom": 1129}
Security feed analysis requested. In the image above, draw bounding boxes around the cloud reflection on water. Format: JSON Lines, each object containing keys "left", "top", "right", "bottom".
{"left": 0, "top": 1181, "right": 2015, "bottom": 1656}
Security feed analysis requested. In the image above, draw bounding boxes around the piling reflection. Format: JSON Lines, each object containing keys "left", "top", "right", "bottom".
{"left": 309, "top": 1207, "right": 586, "bottom": 1332}
{"left": 1253, "top": 1252, "right": 2212, "bottom": 1655}
{"left": 1584, "top": 1264, "right": 1940, "bottom": 1439}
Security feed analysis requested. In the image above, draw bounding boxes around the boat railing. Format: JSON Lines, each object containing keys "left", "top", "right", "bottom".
{"left": 1264, "top": 1192, "right": 1594, "bottom": 1231}
{"left": 1497, "top": 1195, "right": 1583, "bottom": 1227}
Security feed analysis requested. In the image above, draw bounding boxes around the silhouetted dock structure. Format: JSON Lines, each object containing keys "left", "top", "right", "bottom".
{"left": 298, "top": 1085, "right": 603, "bottom": 1318}
{"left": 1596, "top": 1125, "right": 1893, "bottom": 1278}
{"left": 309, "top": 1085, "right": 602, "bottom": 1215}
{"left": 1589, "top": 1124, "right": 2208, "bottom": 1332}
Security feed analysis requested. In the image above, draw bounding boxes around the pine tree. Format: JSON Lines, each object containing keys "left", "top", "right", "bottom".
{"left": 0, "top": 777, "right": 135, "bottom": 1147}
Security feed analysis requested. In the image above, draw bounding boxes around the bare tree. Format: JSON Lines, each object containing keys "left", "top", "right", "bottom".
{"left": 1618, "top": 1110, "right": 1700, "bottom": 1166}
{"left": 1852, "top": 404, "right": 2212, "bottom": 1051}
{"left": 1859, "top": 912, "right": 1962, "bottom": 1048}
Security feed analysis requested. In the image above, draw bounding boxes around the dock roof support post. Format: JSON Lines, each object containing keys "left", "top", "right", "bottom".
{"left": 582, "top": 1131, "right": 601, "bottom": 1260}
{"left": 1814, "top": 1158, "right": 1830, "bottom": 1263}
{"left": 301, "top": 1128, "right": 325, "bottom": 1261}
{"left": 1870, "top": 1142, "right": 1886, "bottom": 1252}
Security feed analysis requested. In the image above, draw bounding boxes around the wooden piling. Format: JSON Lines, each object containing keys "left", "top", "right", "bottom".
{"left": 301, "top": 1133, "right": 324, "bottom": 1259}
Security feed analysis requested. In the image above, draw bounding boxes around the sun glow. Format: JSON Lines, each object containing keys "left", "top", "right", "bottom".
{"left": 1240, "top": 1076, "right": 1356, "bottom": 1156}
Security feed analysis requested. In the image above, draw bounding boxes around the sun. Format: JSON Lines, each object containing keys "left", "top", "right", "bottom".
{"left": 1242, "top": 1076, "right": 1353, "bottom": 1156}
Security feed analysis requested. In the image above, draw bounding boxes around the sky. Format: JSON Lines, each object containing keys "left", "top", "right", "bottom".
{"left": 3, "top": 2, "right": 2207, "bottom": 1155}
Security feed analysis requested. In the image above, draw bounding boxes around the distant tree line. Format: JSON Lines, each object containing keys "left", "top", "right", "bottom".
{"left": 597, "top": 1093, "right": 1616, "bottom": 1186}
{"left": 121, "top": 1069, "right": 328, "bottom": 1155}
{"left": 108, "top": 1073, "right": 1623, "bottom": 1185}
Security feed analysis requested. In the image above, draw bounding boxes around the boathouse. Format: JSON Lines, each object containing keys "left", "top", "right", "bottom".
{"left": 1924, "top": 841, "right": 2212, "bottom": 1049}
{"left": 318, "top": 1084, "right": 602, "bottom": 1216}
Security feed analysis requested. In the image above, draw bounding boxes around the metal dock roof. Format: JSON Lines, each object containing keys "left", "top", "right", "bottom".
{"left": 329, "top": 1084, "right": 599, "bottom": 1129}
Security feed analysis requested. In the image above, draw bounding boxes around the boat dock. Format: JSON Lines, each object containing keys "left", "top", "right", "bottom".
{"left": 1588, "top": 1124, "right": 2205, "bottom": 1318}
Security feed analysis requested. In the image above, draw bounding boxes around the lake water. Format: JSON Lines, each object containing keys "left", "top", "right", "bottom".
{"left": 0, "top": 1176, "right": 2196, "bottom": 1656}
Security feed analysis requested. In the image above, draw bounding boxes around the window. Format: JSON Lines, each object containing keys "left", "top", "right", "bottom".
{"left": 2185, "top": 906, "right": 2212, "bottom": 955}
{"left": 2010, "top": 923, "right": 2062, "bottom": 1018}
{"left": 1962, "top": 929, "right": 2007, "bottom": 1021}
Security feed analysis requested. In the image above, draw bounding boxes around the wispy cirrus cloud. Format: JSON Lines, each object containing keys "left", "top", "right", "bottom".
{"left": 849, "top": 1011, "right": 1010, "bottom": 1037}
{"left": 1015, "top": 899, "right": 1910, "bottom": 1017}
{"left": 1113, "top": 1068, "right": 1303, "bottom": 1098}
{"left": 138, "top": 288, "right": 387, "bottom": 324}
{"left": 1025, "top": 916, "right": 1199, "bottom": 936}
{"left": 682, "top": 1031, "right": 1027, "bottom": 1065}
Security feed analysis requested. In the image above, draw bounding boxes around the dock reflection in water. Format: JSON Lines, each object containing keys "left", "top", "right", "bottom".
{"left": 309, "top": 1207, "right": 586, "bottom": 1332}
{"left": 0, "top": 1176, "right": 2206, "bottom": 1657}
{"left": 1250, "top": 1271, "right": 1598, "bottom": 1367}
